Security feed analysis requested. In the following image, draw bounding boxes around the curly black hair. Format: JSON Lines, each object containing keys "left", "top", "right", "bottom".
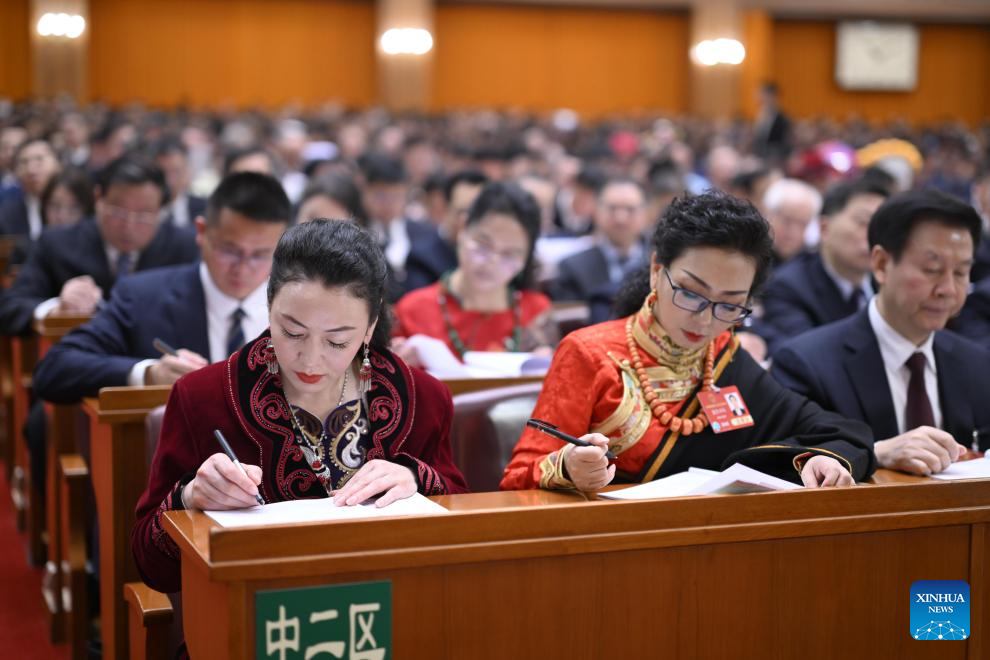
{"left": 612, "top": 191, "right": 774, "bottom": 318}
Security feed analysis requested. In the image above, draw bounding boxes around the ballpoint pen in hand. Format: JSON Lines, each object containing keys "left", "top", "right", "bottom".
{"left": 213, "top": 429, "right": 265, "bottom": 506}
{"left": 526, "top": 418, "right": 617, "bottom": 460}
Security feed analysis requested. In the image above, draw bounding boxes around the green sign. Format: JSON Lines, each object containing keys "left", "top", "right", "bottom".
{"left": 256, "top": 580, "right": 391, "bottom": 659}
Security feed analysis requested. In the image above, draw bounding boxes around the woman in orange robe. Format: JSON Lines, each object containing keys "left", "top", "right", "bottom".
{"left": 501, "top": 191, "right": 876, "bottom": 491}
{"left": 394, "top": 181, "right": 557, "bottom": 360}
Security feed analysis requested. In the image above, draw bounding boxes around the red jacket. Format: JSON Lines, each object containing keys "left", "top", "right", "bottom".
{"left": 131, "top": 331, "right": 467, "bottom": 593}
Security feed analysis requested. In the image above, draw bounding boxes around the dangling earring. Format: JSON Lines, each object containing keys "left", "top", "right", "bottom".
{"left": 265, "top": 339, "right": 279, "bottom": 375}
{"left": 358, "top": 342, "right": 372, "bottom": 394}
{"left": 643, "top": 289, "right": 658, "bottom": 311}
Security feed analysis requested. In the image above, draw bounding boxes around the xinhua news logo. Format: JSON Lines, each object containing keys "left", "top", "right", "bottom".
{"left": 910, "top": 580, "right": 969, "bottom": 640}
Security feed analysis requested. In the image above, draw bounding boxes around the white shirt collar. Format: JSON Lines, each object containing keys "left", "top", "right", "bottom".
{"left": 104, "top": 244, "right": 140, "bottom": 275}
{"left": 867, "top": 297, "right": 937, "bottom": 374}
{"left": 199, "top": 262, "right": 269, "bottom": 362}
{"left": 26, "top": 196, "right": 42, "bottom": 240}
{"left": 199, "top": 261, "right": 267, "bottom": 320}
{"left": 821, "top": 254, "right": 872, "bottom": 302}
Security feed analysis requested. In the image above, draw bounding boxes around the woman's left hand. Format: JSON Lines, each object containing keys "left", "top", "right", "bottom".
{"left": 332, "top": 459, "right": 417, "bottom": 507}
{"left": 800, "top": 455, "right": 854, "bottom": 488}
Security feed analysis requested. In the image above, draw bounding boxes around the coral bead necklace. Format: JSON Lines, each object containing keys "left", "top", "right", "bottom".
{"left": 624, "top": 314, "right": 716, "bottom": 437}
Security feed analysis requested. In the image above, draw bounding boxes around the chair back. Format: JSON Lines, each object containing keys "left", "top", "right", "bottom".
{"left": 450, "top": 382, "right": 543, "bottom": 492}
{"left": 144, "top": 405, "right": 166, "bottom": 470}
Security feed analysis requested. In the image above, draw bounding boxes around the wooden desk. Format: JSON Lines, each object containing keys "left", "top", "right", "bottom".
{"left": 85, "top": 386, "right": 171, "bottom": 660}
{"left": 165, "top": 476, "right": 989, "bottom": 659}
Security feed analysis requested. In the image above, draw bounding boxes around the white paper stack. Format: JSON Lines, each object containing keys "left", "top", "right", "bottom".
{"left": 598, "top": 463, "right": 802, "bottom": 501}
{"left": 401, "top": 334, "right": 549, "bottom": 378}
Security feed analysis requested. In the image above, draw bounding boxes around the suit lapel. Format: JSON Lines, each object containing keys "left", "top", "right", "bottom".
{"left": 79, "top": 220, "right": 115, "bottom": 290}
{"left": 842, "top": 311, "right": 899, "bottom": 439}
{"left": 933, "top": 332, "right": 973, "bottom": 444}
{"left": 163, "top": 264, "right": 211, "bottom": 359}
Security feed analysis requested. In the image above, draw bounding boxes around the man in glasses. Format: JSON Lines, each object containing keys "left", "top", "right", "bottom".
{"left": 773, "top": 190, "right": 990, "bottom": 475}
{"left": 0, "top": 154, "right": 197, "bottom": 336}
{"left": 34, "top": 171, "right": 290, "bottom": 399}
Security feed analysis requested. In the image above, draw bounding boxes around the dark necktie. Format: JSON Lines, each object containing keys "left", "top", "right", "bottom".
{"left": 115, "top": 252, "right": 134, "bottom": 278}
{"left": 225, "top": 308, "right": 246, "bottom": 357}
{"left": 849, "top": 288, "right": 866, "bottom": 311}
{"left": 904, "top": 352, "right": 935, "bottom": 430}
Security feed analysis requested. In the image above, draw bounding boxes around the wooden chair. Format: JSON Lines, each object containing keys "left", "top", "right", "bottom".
{"left": 58, "top": 454, "right": 90, "bottom": 660}
{"left": 550, "top": 301, "right": 590, "bottom": 338}
{"left": 9, "top": 333, "right": 41, "bottom": 559}
{"left": 450, "top": 382, "right": 543, "bottom": 492}
{"left": 34, "top": 313, "right": 93, "bottom": 643}
{"left": 123, "top": 405, "right": 178, "bottom": 660}
{"left": 81, "top": 386, "right": 170, "bottom": 660}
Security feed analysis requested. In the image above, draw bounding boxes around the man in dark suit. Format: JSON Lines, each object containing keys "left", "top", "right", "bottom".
{"left": 969, "top": 159, "right": 990, "bottom": 283}
{"left": 952, "top": 275, "right": 990, "bottom": 350}
{"left": 0, "top": 138, "right": 61, "bottom": 239}
{"left": 752, "top": 82, "right": 791, "bottom": 166}
{"left": 360, "top": 153, "right": 447, "bottom": 300}
{"left": 772, "top": 190, "right": 990, "bottom": 475}
{"left": 755, "top": 179, "right": 888, "bottom": 355}
{"left": 33, "top": 171, "right": 291, "bottom": 402}
{"left": 551, "top": 177, "right": 649, "bottom": 310}
{"left": 405, "top": 169, "right": 487, "bottom": 292}
{"left": 0, "top": 154, "right": 199, "bottom": 336}
{"left": 154, "top": 136, "right": 207, "bottom": 229}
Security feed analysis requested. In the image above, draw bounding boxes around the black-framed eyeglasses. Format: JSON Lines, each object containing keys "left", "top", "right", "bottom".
{"left": 661, "top": 268, "right": 752, "bottom": 323}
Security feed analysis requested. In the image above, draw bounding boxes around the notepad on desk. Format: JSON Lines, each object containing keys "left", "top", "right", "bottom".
{"left": 599, "top": 463, "right": 802, "bottom": 501}
{"left": 205, "top": 492, "right": 449, "bottom": 528}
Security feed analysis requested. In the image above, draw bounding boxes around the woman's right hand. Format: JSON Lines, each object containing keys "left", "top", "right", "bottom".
{"left": 562, "top": 433, "right": 616, "bottom": 491}
{"left": 182, "top": 453, "right": 263, "bottom": 510}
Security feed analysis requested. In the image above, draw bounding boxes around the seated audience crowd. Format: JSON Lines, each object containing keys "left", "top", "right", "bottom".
{"left": 2, "top": 101, "right": 990, "bottom": 631}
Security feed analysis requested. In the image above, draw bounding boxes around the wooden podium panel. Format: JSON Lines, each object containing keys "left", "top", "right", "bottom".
{"left": 165, "top": 479, "right": 990, "bottom": 660}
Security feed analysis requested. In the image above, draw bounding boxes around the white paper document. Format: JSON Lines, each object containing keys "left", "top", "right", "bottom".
{"left": 930, "top": 457, "right": 990, "bottom": 481}
{"left": 402, "top": 334, "right": 549, "bottom": 378}
{"left": 205, "top": 492, "right": 449, "bottom": 528}
{"left": 599, "top": 463, "right": 802, "bottom": 501}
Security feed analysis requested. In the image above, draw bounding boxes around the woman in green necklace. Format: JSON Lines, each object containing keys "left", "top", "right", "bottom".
{"left": 394, "top": 181, "right": 558, "bottom": 362}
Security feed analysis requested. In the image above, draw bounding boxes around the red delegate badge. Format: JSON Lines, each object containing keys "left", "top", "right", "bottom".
{"left": 698, "top": 386, "right": 754, "bottom": 434}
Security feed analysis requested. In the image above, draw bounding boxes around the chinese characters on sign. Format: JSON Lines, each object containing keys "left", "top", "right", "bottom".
{"left": 257, "top": 581, "right": 392, "bottom": 659}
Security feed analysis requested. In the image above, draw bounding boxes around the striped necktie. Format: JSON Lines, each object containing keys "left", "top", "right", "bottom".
{"left": 225, "top": 307, "right": 246, "bottom": 357}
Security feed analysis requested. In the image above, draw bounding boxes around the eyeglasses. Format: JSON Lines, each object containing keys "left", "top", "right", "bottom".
{"left": 661, "top": 269, "right": 752, "bottom": 323}
{"left": 210, "top": 241, "right": 275, "bottom": 269}
{"left": 601, "top": 203, "right": 643, "bottom": 216}
{"left": 461, "top": 235, "right": 527, "bottom": 273}
{"left": 101, "top": 203, "right": 161, "bottom": 226}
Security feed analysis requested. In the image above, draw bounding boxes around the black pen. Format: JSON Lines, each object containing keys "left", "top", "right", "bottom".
{"left": 153, "top": 337, "right": 178, "bottom": 356}
{"left": 213, "top": 429, "right": 265, "bottom": 506}
{"left": 526, "top": 419, "right": 617, "bottom": 460}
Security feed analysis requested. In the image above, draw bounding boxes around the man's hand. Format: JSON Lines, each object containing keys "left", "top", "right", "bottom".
{"left": 145, "top": 349, "right": 209, "bottom": 385}
{"left": 57, "top": 275, "right": 103, "bottom": 314}
{"left": 875, "top": 426, "right": 966, "bottom": 476}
